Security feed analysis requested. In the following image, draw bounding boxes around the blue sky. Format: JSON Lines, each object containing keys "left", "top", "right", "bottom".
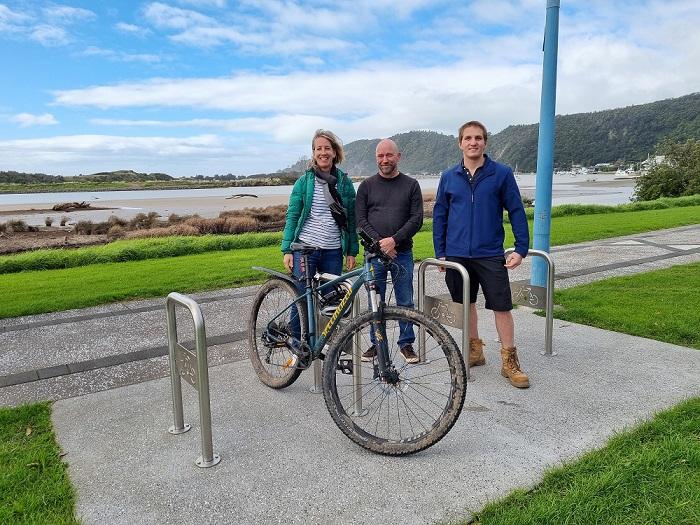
{"left": 1, "top": 0, "right": 699, "bottom": 177}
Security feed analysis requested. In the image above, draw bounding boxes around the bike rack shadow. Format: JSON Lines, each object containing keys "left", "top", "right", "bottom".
{"left": 165, "top": 292, "right": 221, "bottom": 468}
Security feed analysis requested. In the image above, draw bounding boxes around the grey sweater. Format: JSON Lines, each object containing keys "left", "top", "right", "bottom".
{"left": 355, "top": 172, "right": 423, "bottom": 252}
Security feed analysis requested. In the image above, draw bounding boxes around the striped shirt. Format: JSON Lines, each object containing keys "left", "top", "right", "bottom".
{"left": 298, "top": 179, "right": 341, "bottom": 249}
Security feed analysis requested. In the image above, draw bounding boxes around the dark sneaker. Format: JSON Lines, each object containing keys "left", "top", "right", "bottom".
{"left": 361, "top": 345, "right": 377, "bottom": 362}
{"left": 400, "top": 344, "right": 419, "bottom": 364}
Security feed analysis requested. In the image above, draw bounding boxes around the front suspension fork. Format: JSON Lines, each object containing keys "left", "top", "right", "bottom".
{"left": 367, "top": 282, "right": 399, "bottom": 384}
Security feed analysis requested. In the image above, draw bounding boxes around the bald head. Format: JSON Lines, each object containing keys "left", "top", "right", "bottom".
{"left": 375, "top": 139, "right": 401, "bottom": 178}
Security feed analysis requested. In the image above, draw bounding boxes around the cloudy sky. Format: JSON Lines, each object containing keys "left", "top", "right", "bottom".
{"left": 1, "top": 0, "right": 699, "bottom": 177}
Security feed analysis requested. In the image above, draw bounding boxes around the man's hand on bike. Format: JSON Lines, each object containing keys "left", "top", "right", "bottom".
{"left": 504, "top": 252, "right": 523, "bottom": 269}
{"left": 283, "top": 253, "right": 294, "bottom": 272}
{"left": 379, "top": 237, "right": 397, "bottom": 259}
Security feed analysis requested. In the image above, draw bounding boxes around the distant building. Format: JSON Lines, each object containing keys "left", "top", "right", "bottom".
{"left": 641, "top": 155, "right": 667, "bottom": 169}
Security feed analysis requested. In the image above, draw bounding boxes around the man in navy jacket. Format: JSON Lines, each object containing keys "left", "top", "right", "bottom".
{"left": 433, "top": 121, "right": 530, "bottom": 388}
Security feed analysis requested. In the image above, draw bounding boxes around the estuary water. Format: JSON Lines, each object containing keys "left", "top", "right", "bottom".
{"left": 0, "top": 173, "right": 637, "bottom": 226}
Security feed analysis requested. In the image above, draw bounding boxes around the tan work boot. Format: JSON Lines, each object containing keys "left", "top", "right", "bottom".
{"left": 500, "top": 346, "right": 530, "bottom": 388}
{"left": 469, "top": 338, "right": 486, "bottom": 367}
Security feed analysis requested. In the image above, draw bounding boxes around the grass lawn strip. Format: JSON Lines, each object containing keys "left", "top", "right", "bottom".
{"left": 551, "top": 262, "right": 700, "bottom": 349}
{"left": 0, "top": 245, "right": 280, "bottom": 318}
{"left": 0, "top": 402, "right": 78, "bottom": 524}
{"left": 468, "top": 397, "right": 700, "bottom": 525}
{"left": 1, "top": 203, "right": 698, "bottom": 275}
{"left": 0, "top": 231, "right": 282, "bottom": 274}
{"left": 1, "top": 206, "right": 699, "bottom": 319}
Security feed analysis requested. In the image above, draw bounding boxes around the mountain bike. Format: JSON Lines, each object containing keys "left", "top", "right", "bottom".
{"left": 248, "top": 231, "right": 467, "bottom": 456}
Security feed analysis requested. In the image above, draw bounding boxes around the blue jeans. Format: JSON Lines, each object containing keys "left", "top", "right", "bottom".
{"left": 370, "top": 249, "right": 415, "bottom": 348}
{"left": 290, "top": 248, "right": 343, "bottom": 339}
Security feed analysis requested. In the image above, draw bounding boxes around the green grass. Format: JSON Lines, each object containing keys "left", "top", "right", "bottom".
{"left": 524, "top": 194, "right": 700, "bottom": 219}
{"left": 468, "top": 397, "right": 700, "bottom": 525}
{"left": 463, "top": 260, "right": 700, "bottom": 524}
{"left": 0, "top": 403, "right": 77, "bottom": 524}
{"left": 0, "top": 245, "right": 282, "bottom": 318}
{"left": 413, "top": 205, "right": 700, "bottom": 260}
{"left": 1, "top": 206, "right": 699, "bottom": 319}
{"left": 0, "top": 232, "right": 282, "bottom": 274}
{"left": 550, "top": 262, "right": 700, "bottom": 349}
{"left": 2, "top": 204, "right": 698, "bottom": 275}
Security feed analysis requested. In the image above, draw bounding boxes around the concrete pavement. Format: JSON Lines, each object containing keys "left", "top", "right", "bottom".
{"left": 1, "top": 224, "right": 699, "bottom": 524}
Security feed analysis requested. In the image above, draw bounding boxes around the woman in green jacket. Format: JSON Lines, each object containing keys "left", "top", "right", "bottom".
{"left": 281, "top": 129, "right": 359, "bottom": 282}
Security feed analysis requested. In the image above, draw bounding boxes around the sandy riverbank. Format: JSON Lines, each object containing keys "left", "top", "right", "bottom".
{"left": 0, "top": 194, "right": 291, "bottom": 226}
{"left": 0, "top": 177, "right": 638, "bottom": 227}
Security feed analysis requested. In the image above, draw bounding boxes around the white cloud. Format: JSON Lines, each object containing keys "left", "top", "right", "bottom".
{"left": 0, "top": 4, "right": 30, "bottom": 25}
{"left": 142, "top": 1, "right": 358, "bottom": 53}
{"left": 115, "top": 22, "right": 148, "bottom": 35}
{"left": 143, "top": 2, "right": 215, "bottom": 30}
{"left": 55, "top": 64, "right": 538, "bottom": 144}
{"left": 0, "top": 134, "right": 285, "bottom": 176}
{"left": 10, "top": 113, "right": 59, "bottom": 127}
{"left": 29, "top": 24, "right": 70, "bottom": 45}
{"left": 1, "top": 3, "right": 94, "bottom": 46}
{"left": 176, "top": 0, "right": 228, "bottom": 7}
{"left": 42, "top": 5, "right": 96, "bottom": 23}
{"left": 0, "top": 134, "right": 224, "bottom": 164}
{"left": 80, "top": 46, "right": 161, "bottom": 63}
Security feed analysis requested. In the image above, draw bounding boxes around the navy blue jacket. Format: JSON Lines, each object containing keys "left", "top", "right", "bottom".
{"left": 433, "top": 155, "right": 529, "bottom": 259}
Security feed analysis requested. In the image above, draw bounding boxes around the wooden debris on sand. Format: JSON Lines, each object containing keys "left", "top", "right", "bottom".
{"left": 52, "top": 201, "right": 92, "bottom": 211}
{"left": 225, "top": 194, "right": 258, "bottom": 200}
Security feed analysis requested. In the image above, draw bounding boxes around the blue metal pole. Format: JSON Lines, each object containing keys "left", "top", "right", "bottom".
{"left": 531, "top": 0, "right": 561, "bottom": 287}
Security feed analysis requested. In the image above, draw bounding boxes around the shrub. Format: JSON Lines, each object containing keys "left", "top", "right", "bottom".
{"left": 129, "top": 212, "right": 161, "bottom": 229}
{"left": 167, "top": 213, "right": 186, "bottom": 224}
{"left": 107, "top": 215, "right": 128, "bottom": 228}
{"left": 60, "top": 216, "right": 69, "bottom": 226}
{"left": 126, "top": 224, "right": 200, "bottom": 238}
{"left": 224, "top": 216, "right": 259, "bottom": 234}
{"left": 45, "top": 216, "right": 54, "bottom": 227}
{"left": 635, "top": 138, "right": 700, "bottom": 200}
{"left": 74, "top": 221, "right": 95, "bottom": 235}
{"left": 107, "top": 225, "right": 125, "bottom": 239}
{"left": 6, "top": 220, "right": 28, "bottom": 232}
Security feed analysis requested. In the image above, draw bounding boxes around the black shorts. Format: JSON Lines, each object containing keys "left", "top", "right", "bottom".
{"left": 444, "top": 256, "right": 513, "bottom": 311}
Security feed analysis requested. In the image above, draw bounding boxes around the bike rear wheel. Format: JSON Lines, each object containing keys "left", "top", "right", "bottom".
{"left": 322, "top": 306, "right": 466, "bottom": 456}
{"left": 248, "top": 278, "right": 307, "bottom": 389}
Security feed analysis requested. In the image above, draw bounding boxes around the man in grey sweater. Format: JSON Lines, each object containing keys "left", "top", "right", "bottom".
{"left": 355, "top": 139, "right": 423, "bottom": 363}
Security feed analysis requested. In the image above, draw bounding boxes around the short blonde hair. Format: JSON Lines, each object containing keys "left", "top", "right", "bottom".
{"left": 311, "top": 129, "right": 345, "bottom": 166}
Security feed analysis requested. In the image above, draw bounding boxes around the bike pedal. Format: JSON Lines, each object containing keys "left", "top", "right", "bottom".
{"left": 336, "top": 358, "right": 353, "bottom": 375}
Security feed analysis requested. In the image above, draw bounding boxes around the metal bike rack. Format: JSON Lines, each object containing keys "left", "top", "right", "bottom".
{"left": 417, "top": 259, "right": 472, "bottom": 378}
{"left": 165, "top": 292, "right": 221, "bottom": 468}
{"left": 505, "top": 248, "right": 556, "bottom": 356}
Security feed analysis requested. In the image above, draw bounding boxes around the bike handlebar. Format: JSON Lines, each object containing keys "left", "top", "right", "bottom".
{"left": 358, "top": 228, "right": 392, "bottom": 264}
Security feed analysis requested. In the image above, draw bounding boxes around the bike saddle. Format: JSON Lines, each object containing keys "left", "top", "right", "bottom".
{"left": 290, "top": 242, "right": 321, "bottom": 253}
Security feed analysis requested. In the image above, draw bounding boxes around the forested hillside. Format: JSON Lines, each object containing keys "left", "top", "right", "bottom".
{"left": 285, "top": 92, "right": 700, "bottom": 176}
{"left": 490, "top": 92, "right": 700, "bottom": 171}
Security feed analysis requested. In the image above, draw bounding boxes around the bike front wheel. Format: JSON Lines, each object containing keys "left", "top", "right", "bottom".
{"left": 322, "top": 306, "right": 466, "bottom": 456}
{"left": 248, "top": 278, "right": 306, "bottom": 389}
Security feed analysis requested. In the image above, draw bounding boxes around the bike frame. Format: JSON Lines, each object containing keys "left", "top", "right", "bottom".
{"left": 261, "top": 252, "right": 396, "bottom": 380}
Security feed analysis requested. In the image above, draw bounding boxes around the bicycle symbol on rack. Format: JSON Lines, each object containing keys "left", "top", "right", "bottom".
{"left": 429, "top": 301, "right": 457, "bottom": 325}
{"left": 512, "top": 285, "right": 540, "bottom": 307}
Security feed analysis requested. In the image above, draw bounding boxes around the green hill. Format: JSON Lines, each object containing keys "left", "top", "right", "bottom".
{"left": 490, "top": 92, "right": 700, "bottom": 171}
{"left": 290, "top": 92, "right": 700, "bottom": 176}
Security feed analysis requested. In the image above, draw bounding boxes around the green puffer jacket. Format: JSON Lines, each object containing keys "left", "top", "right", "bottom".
{"left": 281, "top": 168, "right": 359, "bottom": 256}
